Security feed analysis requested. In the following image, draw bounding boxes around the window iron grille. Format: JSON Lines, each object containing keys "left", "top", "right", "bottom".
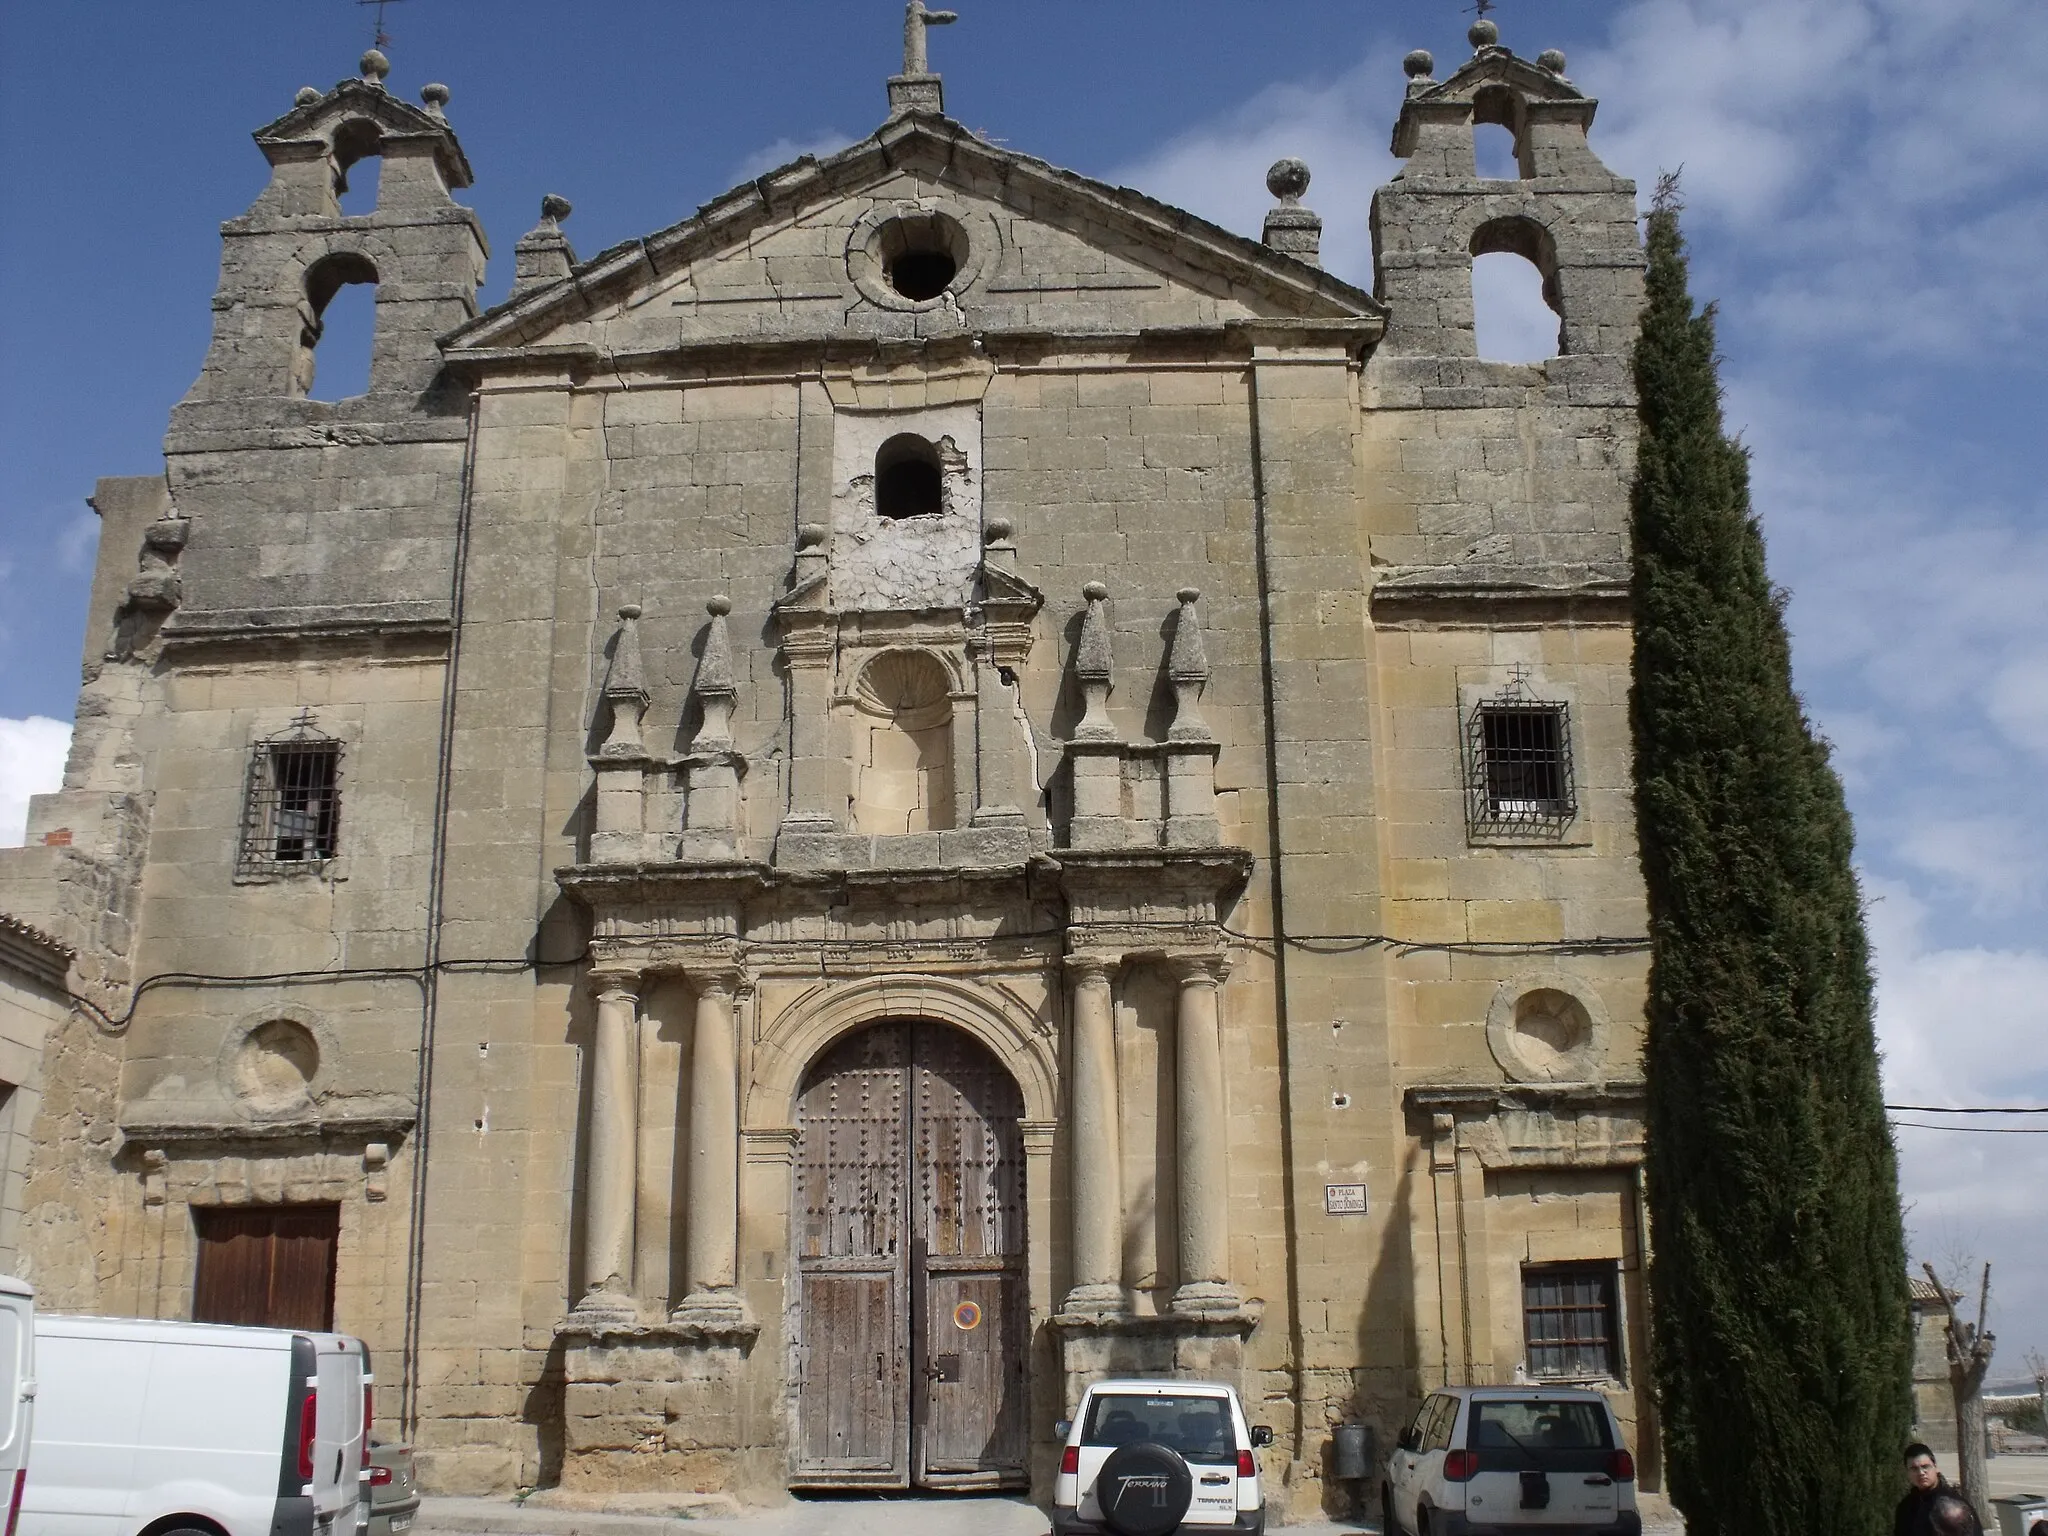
{"left": 240, "top": 724, "right": 341, "bottom": 871}
{"left": 1523, "top": 1263, "right": 1621, "bottom": 1380}
{"left": 1465, "top": 674, "right": 1576, "bottom": 833}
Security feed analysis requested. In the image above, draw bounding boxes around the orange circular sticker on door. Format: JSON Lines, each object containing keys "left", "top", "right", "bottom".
{"left": 952, "top": 1300, "right": 983, "bottom": 1331}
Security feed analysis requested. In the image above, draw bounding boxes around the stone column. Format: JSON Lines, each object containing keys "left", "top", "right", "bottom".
{"left": 676, "top": 970, "right": 750, "bottom": 1325}
{"left": 1062, "top": 954, "right": 1124, "bottom": 1315}
{"left": 1171, "top": 955, "right": 1240, "bottom": 1315}
{"left": 578, "top": 968, "right": 641, "bottom": 1322}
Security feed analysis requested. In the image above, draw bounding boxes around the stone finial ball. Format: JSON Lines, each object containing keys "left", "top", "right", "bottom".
{"left": 1265, "top": 158, "right": 1312, "bottom": 204}
{"left": 295, "top": 86, "right": 323, "bottom": 107}
{"left": 1402, "top": 49, "right": 1435, "bottom": 79}
{"left": 618, "top": 604, "right": 642, "bottom": 621}
{"left": 1468, "top": 18, "right": 1499, "bottom": 49}
{"left": 541, "top": 193, "right": 574, "bottom": 223}
{"left": 1536, "top": 48, "right": 1567, "bottom": 73}
{"left": 707, "top": 594, "right": 732, "bottom": 617}
{"left": 360, "top": 48, "right": 390, "bottom": 80}
{"left": 421, "top": 82, "right": 452, "bottom": 109}
{"left": 1177, "top": 586, "right": 1202, "bottom": 605}
{"left": 1083, "top": 581, "right": 1109, "bottom": 602}
{"left": 797, "top": 523, "right": 828, "bottom": 549}
{"left": 983, "top": 516, "right": 1014, "bottom": 542}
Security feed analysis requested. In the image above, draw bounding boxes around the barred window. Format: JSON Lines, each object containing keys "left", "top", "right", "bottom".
{"left": 241, "top": 727, "right": 341, "bottom": 871}
{"left": 1523, "top": 1263, "right": 1621, "bottom": 1379}
{"left": 1465, "top": 674, "right": 1576, "bottom": 833}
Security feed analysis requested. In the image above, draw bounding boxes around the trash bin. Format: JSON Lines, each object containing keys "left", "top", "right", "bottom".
{"left": 1332, "top": 1422, "right": 1373, "bottom": 1481}
{"left": 1992, "top": 1494, "right": 2048, "bottom": 1536}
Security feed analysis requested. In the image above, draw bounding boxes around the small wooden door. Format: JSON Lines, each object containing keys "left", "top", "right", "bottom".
{"left": 192, "top": 1204, "right": 340, "bottom": 1330}
{"left": 793, "top": 1022, "right": 1027, "bottom": 1490}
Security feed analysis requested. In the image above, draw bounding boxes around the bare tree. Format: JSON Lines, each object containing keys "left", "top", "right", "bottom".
{"left": 1924, "top": 1260, "right": 1996, "bottom": 1528}
{"left": 2027, "top": 1348, "right": 2048, "bottom": 1435}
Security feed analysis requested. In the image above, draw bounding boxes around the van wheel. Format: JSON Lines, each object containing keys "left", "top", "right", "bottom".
{"left": 1415, "top": 1509, "right": 1431, "bottom": 1536}
{"left": 1382, "top": 1485, "right": 1403, "bottom": 1536}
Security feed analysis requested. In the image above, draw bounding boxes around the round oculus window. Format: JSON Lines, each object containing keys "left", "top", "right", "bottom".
{"left": 848, "top": 204, "right": 991, "bottom": 310}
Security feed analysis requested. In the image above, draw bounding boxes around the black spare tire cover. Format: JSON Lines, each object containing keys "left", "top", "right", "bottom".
{"left": 1096, "top": 1440, "right": 1194, "bottom": 1536}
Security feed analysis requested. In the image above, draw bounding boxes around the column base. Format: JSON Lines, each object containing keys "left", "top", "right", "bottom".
{"left": 556, "top": 1326, "right": 762, "bottom": 1499}
{"left": 569, "top": 1286, "right": 640, "bottom": 1329}
{"left": 671, "top": 1289, "right": 756, "bottom": 1330}
{"left": 1056, "top": 1282, "right": 1126, "bottom": 1318}
{"left": 1170, "top": 1280, "right": 1245, "bottom": 1317}
{"left": 1048, "top": 1299, "right": 1263, "bottom": 1417}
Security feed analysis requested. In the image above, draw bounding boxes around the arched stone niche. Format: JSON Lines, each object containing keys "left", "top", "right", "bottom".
{"left": 1485, "top": 972, "right": 1612, "bottom": 1085}
{"left": 849, "top": 649, "right": 959, "bottom": 834}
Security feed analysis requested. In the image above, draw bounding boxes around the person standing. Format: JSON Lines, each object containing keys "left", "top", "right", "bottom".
{"left": 1897, "top": 1444, "right": 1984, "bottom": 1536}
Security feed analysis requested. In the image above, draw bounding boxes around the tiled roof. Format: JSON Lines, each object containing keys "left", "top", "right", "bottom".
{"left": 0, "top": 910, "right": 70, "bottom": 960}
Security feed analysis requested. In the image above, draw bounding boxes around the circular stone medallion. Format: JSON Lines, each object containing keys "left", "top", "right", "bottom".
{"left": 231, "top": 1018, "right": 320, "bottom": 1112}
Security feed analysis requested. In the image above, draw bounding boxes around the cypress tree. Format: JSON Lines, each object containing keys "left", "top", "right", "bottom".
{"left": 1629, "top": 183, "right": 1912, "bottom": 1536}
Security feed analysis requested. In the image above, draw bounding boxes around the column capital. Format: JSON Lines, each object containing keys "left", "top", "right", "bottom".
{"left": 683, "top": 967, "right": 745, "bottom": 1001}
{"left": 586, "top": 965, "right": 643, "bottom": 999}
{"left": 1062, "top": 952, "right": 1119, "bottom": 983}
{"left": 1166, "top": 951, "right": 1231, "bottom": 987}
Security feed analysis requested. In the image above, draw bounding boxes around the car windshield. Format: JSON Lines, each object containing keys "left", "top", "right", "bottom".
{"left": 1469, "top": 1400, "right": 1612, "bottom": 1452}
{"left": 1082, "top": 1393, "right": 1236, "bottom": 1465}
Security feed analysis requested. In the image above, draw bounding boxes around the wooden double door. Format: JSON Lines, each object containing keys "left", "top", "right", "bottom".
{"left": 792, "top": 1021, "right": 1028, "bottom": 1489}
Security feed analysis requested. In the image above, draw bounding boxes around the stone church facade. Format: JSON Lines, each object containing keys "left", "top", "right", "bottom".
{"left": 0, "top": 15, "right": 1659, "bottom": 1515}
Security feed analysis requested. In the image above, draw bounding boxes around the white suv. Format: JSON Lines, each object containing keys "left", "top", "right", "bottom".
{"left": 1053, "top": 1379, "right": 1271, "bottom": 1536}
{"left": 1383, "top": 1385, "right": 1642, "bottom": 1536}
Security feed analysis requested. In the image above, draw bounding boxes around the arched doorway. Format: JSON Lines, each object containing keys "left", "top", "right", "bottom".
{"left": 790, "top": 1020, "right": 1027, "bottom": 1490}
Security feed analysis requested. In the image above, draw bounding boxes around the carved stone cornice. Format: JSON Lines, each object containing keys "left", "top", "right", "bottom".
{"left": 1403, "top": 1078, "right": 1646, "bottom": 1170}
{"left": 1051, "top": 846, "right": 1253, "bottom": 954}
{"left": 118, "top": 1113, "right": 417, "bottom": 1149}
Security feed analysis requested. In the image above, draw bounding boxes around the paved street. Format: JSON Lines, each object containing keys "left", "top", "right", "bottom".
{"left": 416, "top": 1489, "right": 1692, "bottom": 1536}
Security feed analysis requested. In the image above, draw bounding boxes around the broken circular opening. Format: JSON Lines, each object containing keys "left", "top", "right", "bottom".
{"left": 874, "top": 211, "right": 969, "bottom": 302}
{"left": 875, "top": 433, "right": 944, "bottom": 519}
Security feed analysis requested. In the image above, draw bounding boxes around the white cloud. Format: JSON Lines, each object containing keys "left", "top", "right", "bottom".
{"left": 1107, "top": 48, "right": 1401, "bottom": 291}
{"left": 1869, "top": 877, "right": 2048, "bottom": 1354}
{"left": 56, "top": 506, "right": 98, "bottom": 577}
{"left": 0, "top": 716, "right": 69, "bottom": 848}
{"left": 724, "top": 132, "right": 855, "bottom": 189}
{"left": 1472, "top": 253, "right": 1560, "bottom": 363}
{"left": 1098, "top": 0, "right": 2048, "bottom": 1368}
{"left": 1580, "top": 0, "right": 2048, "bottom": 357}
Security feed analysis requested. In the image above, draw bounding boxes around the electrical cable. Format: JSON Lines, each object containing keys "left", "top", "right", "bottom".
{"left": 1883, "top": 1103, "right": 2048, "bottom": 1115}
{"left": 1890, "top": 1120, "right": 2048, "bottom": 1134}
{"left": 66, "top": 922, "right": 1659, "bottom": 1036}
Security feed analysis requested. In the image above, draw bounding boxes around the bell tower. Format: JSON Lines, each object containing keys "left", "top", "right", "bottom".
{"left": 1369, "top": 20, "right": 1641, "bottom": 361}
{"left": 173, "top": 49, "right": 486, "bottom": 429}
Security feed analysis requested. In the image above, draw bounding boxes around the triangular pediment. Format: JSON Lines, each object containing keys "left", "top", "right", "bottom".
{"left": 1390, "top": 44, "right": 1599, "bottom": 161}
{"left": 256, "top": 77, "right": 474, "bottom": 190}
{"left": 1416, "top": 45, "right": 1591, "bottom": 108}
{"left": 444, "top": 112, "right": 1381, "bottom": 361}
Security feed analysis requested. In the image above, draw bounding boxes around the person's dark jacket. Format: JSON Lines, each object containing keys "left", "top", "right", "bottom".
{"left": 1896, "top": 1478, "right": 1985, "bottom": 1536}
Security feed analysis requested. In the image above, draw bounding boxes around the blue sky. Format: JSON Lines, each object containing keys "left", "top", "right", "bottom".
{"left": 2, "top": 1, "right": 2044, "bottom": 1373}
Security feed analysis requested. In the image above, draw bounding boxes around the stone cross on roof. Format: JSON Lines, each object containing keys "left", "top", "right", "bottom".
{"left": 889, "top": 0, "right": 957, "bottom": 117}
{"left": 903, "top": 0, "right": 957, "bottom": 75}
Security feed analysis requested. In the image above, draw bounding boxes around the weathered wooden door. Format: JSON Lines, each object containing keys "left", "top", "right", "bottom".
{"left": 192, "top": 1203, "right": 339, "bottom": 1330}
{"left": 792, "top": 1021, "right": 1027, "bottom": 1490}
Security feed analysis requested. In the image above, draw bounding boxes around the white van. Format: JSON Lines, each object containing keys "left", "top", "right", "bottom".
{"left": 20, "top": 1315, "right": 368, "bottom": 1536}
{"left": 0, "top": 1278, "right": 33, "bottom": 1536}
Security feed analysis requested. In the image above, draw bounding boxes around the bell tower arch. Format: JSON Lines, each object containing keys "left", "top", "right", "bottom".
{"left": 1369, "top": 20, "right": 1641, "bottom": 361}
{"left": 173, "top": 49, "right": 485, "bottom": 425}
